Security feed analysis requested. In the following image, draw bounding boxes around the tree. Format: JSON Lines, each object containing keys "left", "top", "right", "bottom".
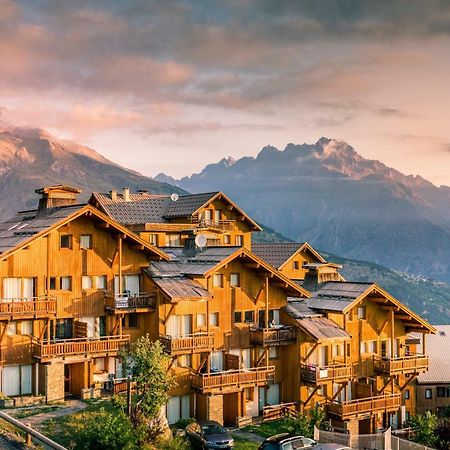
{"left": 119, "top": 335, "right": 176, "bottom": 426}
{"left": 407, "top": 412, "right": 438, "bottom": 448}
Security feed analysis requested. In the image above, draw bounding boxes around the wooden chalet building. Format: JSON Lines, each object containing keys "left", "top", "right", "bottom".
{"left": 0, "top": 185, "right": 436, "bottom": 434}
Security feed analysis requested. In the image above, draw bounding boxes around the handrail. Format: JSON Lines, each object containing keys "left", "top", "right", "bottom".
{"left": 193, "top": 218, "right": 235, "bottom": 231}
{"left": 0, "top": 411, "right": 67, "bottom": 449}
{"left": 373, "top": 354, "right": 429, "bottom": 374}
{"left": 0, "top": 295, "right": 57, "bottom": 316}
{"left": 32, "top": 335, "right": 130, "bottom": 345}
{"left": 104, "top": 292, "right": 156, "bottom": 310}
{"left": 301, "top": 363, "right": 353, "bottom": 383}
{"left": 160, "top": 332, "right": 215, "bottom": 354}
{"left": 250, "top": 326, "right": 296, "bottom": 345}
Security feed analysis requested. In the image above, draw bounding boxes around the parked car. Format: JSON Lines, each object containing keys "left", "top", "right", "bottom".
{"left": 186, "top": 420, "right": 234, "bottom": 449}
{"left": 310, "top": 444, "right": 352, "bottom": 450}
{"left": 258, "top": 433, "right": 316, "bottom": 450}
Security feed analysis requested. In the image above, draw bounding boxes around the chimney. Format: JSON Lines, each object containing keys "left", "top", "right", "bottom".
{"left": 123, "top": 187, "right": 130, "bottom": 202}
{"left": 182, "top": 236, "right": 197, "bottom": 258}
{"left": 110, "top": 190, "right": 117, "bottom": 201}
{"left": 302, "top": 262, "right": 342, "bottom": 292}
{"left": 35, "top": 185, "right": 81, "bottom": 217}
{"left": 137, "top": 189, "right": 149, "bottom": 195}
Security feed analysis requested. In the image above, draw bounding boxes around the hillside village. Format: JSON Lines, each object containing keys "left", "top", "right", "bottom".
{"left": 0, "top": 184, "right": 447, "bottom": 449}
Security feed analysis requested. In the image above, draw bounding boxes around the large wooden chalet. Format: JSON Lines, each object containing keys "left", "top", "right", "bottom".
{"left": 0, "top": 185, "right": 435, "bottom": 435}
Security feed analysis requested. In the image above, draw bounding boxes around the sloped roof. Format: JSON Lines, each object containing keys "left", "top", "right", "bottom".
{"left": 285, "top": 300, "right": 322, "bottom": 319}
{"left": 90, "top": 190, "right": 261, "bottom": 230}
{"left": 151, "top": 276, "right": 212, "bottom": 302}
{"left": 252, "top": 242, "right": 326, "bottom": 269}
{"left": 417, "top": 325, "right": 450, "bottom": 384}
{"left": 0, "top": 204, "right": 168, "bottom": 261}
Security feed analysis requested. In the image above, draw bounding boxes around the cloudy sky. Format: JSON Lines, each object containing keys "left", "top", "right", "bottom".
{"left": 1, "top": 0, "right": 450, "bottom": 185}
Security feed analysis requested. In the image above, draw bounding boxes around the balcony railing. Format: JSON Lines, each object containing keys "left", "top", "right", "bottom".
{"left": 373, "top": 354, "right": 429, "bottom": 375}
{"left": 104, "top": 293, "right": 156, "bottom": 312}
{"left": 191, "top": 366, "right": 275, "bottom": 394}
{"left": 301, "top": 363, "right": 353, "bottom": 384}
{"left": 327, "top": 394, "right": 401, "bottom": 420}
{"left": 262, "top": 402, "right": 298, "bottom": 422}
{"left": 193, "top": 218, "right": 235, "bottom": 232}
{"left": 0, "top": 296, "right": 57, "bottom": 319}
{"left": 32, "top": 335, "right": 130, "bottom": 361}
{"left": 250, "top": 326, "right": 296, "bottom": 346}
{"left": 160, "top": 332, "right": 215, "bottom": 355}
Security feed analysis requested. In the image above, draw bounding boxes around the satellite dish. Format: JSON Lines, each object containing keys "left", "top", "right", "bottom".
{"left": 195, "top": 234, "right": 207, "bottom": 249}
{"left": 170, "top": 193, "right": 179, "bottom": 202}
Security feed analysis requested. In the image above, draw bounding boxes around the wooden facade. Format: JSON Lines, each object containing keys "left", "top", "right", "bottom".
{"left": 0, "top": 185, "right": 436, "bottom": 433}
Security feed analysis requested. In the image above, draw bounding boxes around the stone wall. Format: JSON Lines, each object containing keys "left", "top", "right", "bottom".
{"left": 44, "top": 362, "right": 65, "bottom": 402}
{"left": 207, "top": 395, "right": 224, "bottom": 424}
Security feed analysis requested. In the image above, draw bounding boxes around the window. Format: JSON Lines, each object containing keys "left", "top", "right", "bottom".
{"left": 235, "top": 235, "right": 243, "bottom": 246}
{"left": 214, "top": 210, "right": 221, "bottom": 222}
{"left": 127, "top": 314, "right": 139, "bottom": 329}
{"left": 223, "top": 234, "right": 231, "bottom": 245}
{"left": 60, "top": 276, "right": 72, "bottom": 291}
{"left": 437, "top": 386, "right": 450, "bottom": 398}
{"left": 149, "top": 234, "right": 158, "bottom": 246}
{"left": 166, "top": 234, "right": 181, "bottom": 246}
{"left": 234, "top": 311, "right": 242, "bottom": 323}
{"left": 197, "top": 313, "right": 206, "bottom": 327}
{"left": 346, "top": 343, "right": 351, "bottom": 357}
{"left": 405, "top": 411, "right": 411, "bottom": 422}
{"left": 82, "top": 276, "right": 93, "bottom": 290}
{"left": 360, "top": 341, "right": 367, "bottom": 354}
{"left": 204, "top": 209, "right": 212, "bottom": 221}
{"left": 49, "top": 277, "right": 56, "bottom": 290}
{"left": 293, "top": 261, "right": 300, "bottom": 270}
{"left": 230, "top": 273, "right": 240, "bottom": 287}
{"left": 213, "top": 273, "right": 223, "bottom": 288}
{"left": 404, "top": 389, "right": 410, "bottom": 400}
{"left": 244, "top": 310, "right": 255, "bottom": 324}
{"left": 269, "top": 346, "right": 278, "bottom": 359}
{"left": 95, "top": 275, "right": 107, "bottom": 290}
{"left": 179, "top": 354, "right": 192, "bottom": 368}
{"left": 357, "top": 306, "right": 366, "bottom": 319}
{"left": 60, "top": 234, "right": 72, "bottom": 249}
{"left": 6, "top": 322, "right": 17, "bottom": 336}
{"left": 209, "top": 312, "right": 219, "bottom": 326}
{"left": 80, "top": 234, "right": 92, "bottom": 250}
{"left": 348, "top": 310, "right": 354, "bottom": 321}
{"left": 425, "top": 388, "right": 432, "bottom": 399}
{"left": 20, "top": 320, "right": 33, "bottom": 335}
{"left": 369, "top": 341, "right": 378, "bottom": 354}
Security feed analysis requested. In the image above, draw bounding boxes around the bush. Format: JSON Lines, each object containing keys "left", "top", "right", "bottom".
{"left": 173, "top": 417, "right": 195, "bottom": 429}
{"left": 155, "top": 435, "right": 190, "bottom": 450}
{"left": 62, "top": 407, "right": 139, "bottom": 450}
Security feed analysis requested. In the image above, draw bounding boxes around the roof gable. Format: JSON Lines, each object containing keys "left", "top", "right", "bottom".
{"left": 0, "top": 204, "right": 168, "bottom": 261}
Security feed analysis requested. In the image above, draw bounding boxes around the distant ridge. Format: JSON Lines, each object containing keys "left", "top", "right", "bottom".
{"left": 0, "top": 127, "right": 186, "bottom": 218}
{"left": 156, "top": 138, "right": 450, "bottom": 284}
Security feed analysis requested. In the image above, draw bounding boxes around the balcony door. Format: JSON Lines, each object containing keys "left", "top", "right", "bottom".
{"left": 319, "top": 346, "right": 328, "bottom": 367}
{"left": 114, "top": 275, "right": 140, "bottom": 295}
{"left": 166, "top": 315, "right": 192, "bottom": 338}
{"left": 2, "top": 277, "right": 35, "bottom": 301}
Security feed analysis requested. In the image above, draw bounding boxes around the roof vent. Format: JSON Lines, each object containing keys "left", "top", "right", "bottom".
{"left": 110, "top": 190, "right": 117, "bottom": 201}
{"left": 439, "top": 330, "right": 446, "bottom": 336}
{"left": 123, "top": 187, "right": 130, "bottom": 202}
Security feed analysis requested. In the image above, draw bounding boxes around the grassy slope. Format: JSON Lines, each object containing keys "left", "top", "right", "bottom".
{"left": 254, "top": 227, "right": 450, "bottom": 325}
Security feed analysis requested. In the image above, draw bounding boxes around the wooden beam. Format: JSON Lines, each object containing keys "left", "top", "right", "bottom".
{"left": 377, "top": 312, "right": 391, "bottom": 334}
{"left": 331, "top": 383, "right": 346, "bottom": 401}
{"left": 265, "top": 276, "right": 269, "bottom": 328}
{"left": 399, "top": 373, "right": 418, "bottom": 392}
{"left": 378, "top": 377, "right": 394, "bottom": 395}
{"left": 303, "top": 386, "right": 320, "bottom": 408}
{"left": 97, "top": 222, "right": 110, "bottom": 229}
{"left": 118, "top": 236, "right": 123, "bottom": 294}
{"left": 245, "top": 263, "right": 260, "bottom": 269}
{"left": 163, "top": 304, "right": 176, "bottom": 325}
{"left": 304, "top": 342, "right": 319, "bottom": 362}
{"left": 131, "top": 244, "right": 144, "bottom": 251}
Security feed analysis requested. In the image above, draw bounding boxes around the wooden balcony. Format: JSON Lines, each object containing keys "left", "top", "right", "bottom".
{"left": 32, "top": 335, "right": 130, "bottom": 362}
{"left": 160, "top": 332, "right": 215, "bottom": 355}
{"left": 301, "top": 363, "right": 353, "bottom": 384}
{"left": 0, "top": 296, "right": 57, "bottom": 320}
{"left": 262, "top": 402, "right": 298, "bottom": 422}
{"left": 191, "top": 366, "right": 275, "bottom": 394}
{"left": 193, "top": 217, "right": 235, "bottom": 232}
{"left": 373, "top": 354, "right": 429, "bottom": 375}
{"left": 250, "top": 326, "right": 296, "bottom": 346}
{"left": 104, "top": 293, "right": 156, "bottom": 313}
{"left": 327, "top": 394, "right": 401, "bottom": 420}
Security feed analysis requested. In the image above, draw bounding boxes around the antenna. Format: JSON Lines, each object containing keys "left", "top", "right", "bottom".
{"left": 195, "top": 234, "right": 207, "bottom": 249}
{"left": 170, "top": 193, "right": 179, "bottom": 202}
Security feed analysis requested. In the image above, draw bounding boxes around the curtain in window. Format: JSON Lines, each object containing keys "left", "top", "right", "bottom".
{"left": 124, "top": 275, "right": 140, "bottom": 295}
{"left": 3, "top": 278, "right": 21, "bottom": 300}
{"left": 22, "top": 278, "right": 34, "bottom": 301}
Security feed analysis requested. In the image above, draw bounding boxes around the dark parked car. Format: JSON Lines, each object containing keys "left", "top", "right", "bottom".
{"left": 186, "top": 420, "right": 234, "bottom": 449}
{"left": 258, "top": 433, "right": 316, "bottom": 450}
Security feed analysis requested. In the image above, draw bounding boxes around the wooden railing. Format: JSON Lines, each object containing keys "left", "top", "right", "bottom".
{"left": 373, "top": 354, "right": 429, "bottom": 375}
{"left": 250, "top": 326, "right": 296, "bottom": 346}
{"left": 104, "top": 293, "right": 156, "bottom": 312}
{"left": 263, "top": 402, "right": 298, "bottom": 422}
{"left": 0, "top": 296, "right": 57, "bottom": 318}
{"left": 327, "top": 394, "right": 401, "bottom": 420}
{"left": 191, "top": 366, "right": 275, "bottom": 394}
{"left": 32, "top": 335, "right": 130, "bottom": 361}
{"left": 159, "top": 332, "right": 215, "bottom": 355}
{"left": 193, "top": 218, "right": 235, "bottom": 232}
{"left": 301, "top": 363, "right": 353, "bottom": 384}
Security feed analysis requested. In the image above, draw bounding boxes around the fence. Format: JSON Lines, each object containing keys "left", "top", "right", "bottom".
{"left": 314, "top": 427, "right": 436, "bottom": 450}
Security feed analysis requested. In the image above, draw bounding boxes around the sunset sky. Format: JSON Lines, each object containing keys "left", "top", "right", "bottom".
{"left": 1, "top": 0, "right": 450, "bottom": 185}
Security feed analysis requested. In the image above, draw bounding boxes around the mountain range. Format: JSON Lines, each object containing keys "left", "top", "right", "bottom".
{"left": 156, "top": 138, "right": 450, "bottom": 285}
{"left": 0, "top": 128, "right": 448, "bottom": 323}
{"left": 0, "top": 127, "right": 184, "bottom": 217}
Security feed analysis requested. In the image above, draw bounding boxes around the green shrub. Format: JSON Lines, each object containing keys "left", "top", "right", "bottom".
{"left": 155, "top": 435, "right": 190, "bottom": 450}
{"left": 173, "top": 417, "right": 195, "bottom": 429}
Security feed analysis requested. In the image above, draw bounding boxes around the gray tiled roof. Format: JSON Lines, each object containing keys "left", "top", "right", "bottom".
{"left": 252, "top": 243, "right": 310, "bottom": 268}
{"left": 91, "top": 191, "right": 219, "bottom": 224}
{"left": 151, "top": 276, "right": 212, "bottom": 300}
{"left": 417, "top": 325, "right": 450, "bottom": 384}
{"left": 147, "top": 246, "right": 240, "bottom": 277}
{"left": 0, "top": 205, "right": 85, "bottom": 254}
{"left": 296, "top": 316, "right": 351, "bottom": 341}
{"left": 306, "top": 281, "right": 373, "bottom": 312}
{"left": 285, "top": 300, "right": 321, "bottom": 318}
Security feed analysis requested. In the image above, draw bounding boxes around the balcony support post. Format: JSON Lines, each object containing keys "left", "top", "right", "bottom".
{"left": 330, "top": 382, "right": 346, "bottom": 401}
{"left": 399, "top": 373, "right": 418, "bottom": 392}
{"left": 265, "top": 276, "right": 269, "bottom": 328}
{"left": 118, "top": 236, "right": 123, "bottom": 294}
{"left": 390, "top": 310, "right": 395, "bottom": 393}
{"left": 206, "top": 277, "right": 211, "bottom": 373}
{"left": 303, "top": 385, "right": 320, "bottom": 410}
{"left": 378, "top": 376, "right": 393, "bottom": 395}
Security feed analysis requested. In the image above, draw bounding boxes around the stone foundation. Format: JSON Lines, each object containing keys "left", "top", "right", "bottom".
{"left": 43, "top": 362, "right": 65, "bottom": 403}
